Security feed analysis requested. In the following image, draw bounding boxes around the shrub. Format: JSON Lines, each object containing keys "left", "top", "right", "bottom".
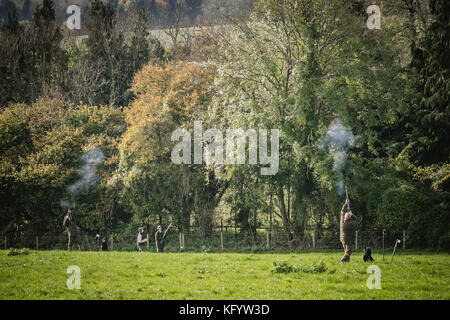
{"left": 7, "top": 248, "right": 30, "bottom": 256}
{"left": 298, "top": 261, "right": 328, "bottom": 274}
{"left": 271, "top": 261, "right": 296, "bottom": 274}
{"left": 271, "top": 261, "right": 328, "bottom": 274}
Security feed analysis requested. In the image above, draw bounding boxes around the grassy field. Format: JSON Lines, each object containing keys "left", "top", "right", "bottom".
{"left": 0, "top": 250, "right": 448, "bottom": 300}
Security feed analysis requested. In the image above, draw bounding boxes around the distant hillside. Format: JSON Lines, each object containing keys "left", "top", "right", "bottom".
{"left": 0, "top": 0, "right": 254, "bottom": 29}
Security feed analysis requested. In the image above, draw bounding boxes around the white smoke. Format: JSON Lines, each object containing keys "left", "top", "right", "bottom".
{"left": 60, "top": 148, "right": 105, "bottom": 208}
{"left": 320, "top": 118, "right": 359, "bottom": 195}
{"left": 59, "top": 199, "right": 74, "bottom": 209}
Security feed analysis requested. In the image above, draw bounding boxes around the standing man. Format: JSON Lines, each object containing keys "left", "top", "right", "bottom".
{"left": 340, "top": 199, "right": 357, "bottom": 263}
{"left": 63, "top": 209, "right": 82, "bottom": 251}
{"left": 101, "top": 238, "right": 108, "bottom": 251}
{"left": 96, "top": 234, "right": 108, "bottom": 251}
{"left": 155, "top": 223, "right": 172, "bottom": 253}
{"left": 137, "top": 227, "right": 148, "bottom": 252}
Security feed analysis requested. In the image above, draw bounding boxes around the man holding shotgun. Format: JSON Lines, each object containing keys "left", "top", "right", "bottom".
{"left": 340, "top": 186, "right": 357, "bottom": 263}
{"left": 155, "top": 223, "right": 172, "bottom": 253}
{"left": 63, "top": 209, "right": 82, "bottom": 251}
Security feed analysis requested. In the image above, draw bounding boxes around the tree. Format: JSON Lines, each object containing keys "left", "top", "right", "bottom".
{"left": 210, "top": 0, "right": 359, "bottom": 240}
{"left": 0, "top": 7, "right": 28, "bottom": 106}
{"left": 26, "top": 0, "right": 67, "bottom": 100}
{"left": 406, "top": 0, "right": 450, "bottom": 165}
{"left": 163, "top": 0, "right": 188, "bottom": 45}
{"left": 116, "top": 61, "right": 223, "bottom": 236}
{"left": 209, "top": 0, "right": 423, "bottom": 246}
{"left": 0, "top": 91, "right": 127, "bottom": 248}
{"left": 66, "top": 0, "right": 162, "bottom": 107}
{"left": 0, "top": 0, "right": 67, "bottom": 107}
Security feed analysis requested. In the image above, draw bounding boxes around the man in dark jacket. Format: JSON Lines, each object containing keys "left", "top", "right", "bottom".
{"left": 63, "top": 210, "right": 82, "bottom": 251}
{"left": 155, "top": 223, "right": 172, "bottom": 253}
{"left": 340, "top": 199, "right": 357, "bottom": 263}
{"left": 155, "top": 226, "right": 165, "bottom": 253}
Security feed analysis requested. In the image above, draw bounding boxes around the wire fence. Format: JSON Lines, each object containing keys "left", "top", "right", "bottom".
{"left": 1, "top": 228, "right": 408, "bottom": 252}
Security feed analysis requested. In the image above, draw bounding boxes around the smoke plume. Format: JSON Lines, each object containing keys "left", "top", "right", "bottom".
{"left": 60, "top": 148, "right": 105, "bottom": 209}
{"left": 320, "top": 118, "right": 359, "bottom": 195}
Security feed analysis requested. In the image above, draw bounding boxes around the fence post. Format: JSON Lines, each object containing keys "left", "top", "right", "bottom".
{"left": 355, "top": 230, "right": 358, "bottom": 251}
{"left": 182, "top": 233, "right": 185, "bottom": 249}
{"left": 220, "top": 232, "right": 224, "bottom": 251}
{"left": 5, "top": 235, "right": 7, "bottom": 250}
{"left": 312, "top": 231, "right": 315, "bottom": 250}
{"left": 36, "top": 236, "right": 38, "bottom": 250}
{"left": 180, "top": 232, "right": 184, "bottom": 249}
{"left": 110, "top": 235, "right": 114, "bottom": 251}
{"left": 147, "top": 234, "right": 150, "bottom": 251}
{"left": 382, "top": 229, "right": 385, "bottom": 262}
{"left": 266, "top": 230, "right": 270, "bottom": 249}
{"left": 403, "top": 231, "right": 406, "bottom": 249}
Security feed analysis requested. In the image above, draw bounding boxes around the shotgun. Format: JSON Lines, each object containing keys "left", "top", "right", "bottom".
{"left": 345, "top": 185, "right": 351, "bottom": 210}
{"left": 390, "top": 239, "right": 401, "bottom": 264}
{"left": 163, "top": 223, "right": 173, "bottom": 238}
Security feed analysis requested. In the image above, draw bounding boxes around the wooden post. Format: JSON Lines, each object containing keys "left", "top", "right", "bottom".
{"left": 266, "top": 230, "right": 270, "bottom": 249}
{"left": 403, "top": 231, "right": 406, "bottom": 249}
{"left": 179, "top": 233, "right": 183, "bottom": 249}
{"left": 355, "top": 230, "right": 358, "bottom": 251}
{"left": 147, "top": 234, "right": 150, "bottom": 251}
{"left": 382, "top": 229, "right": 385, "bottom": 262}
{"left": 110, "top": 235, "right": 114, "bottom": 251}
{"left": 312, "top": 231, "right": 315, "bottom": 250}
{"left": 220, "top": 232, "right": 224, "bottom": 251}
{"left": 5, "top": 236, "right": 7, "bottom": 250}
{"left": 269, "top": 193, "right": 273, "bottom": 237}
{"left": 36, "top": 236, "right": 39, "bottom": 250}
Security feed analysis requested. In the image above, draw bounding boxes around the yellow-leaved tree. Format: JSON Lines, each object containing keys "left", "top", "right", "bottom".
{"left": 116, "top": 61, "right": 226, "bottom": 236}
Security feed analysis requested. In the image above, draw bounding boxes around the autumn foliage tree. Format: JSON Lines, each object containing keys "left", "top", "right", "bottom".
{"left": 116, "top": 61, "right": 226, "bottom": 236}
{"left": 0, "top": 91, "right": 127, "bottom": 247}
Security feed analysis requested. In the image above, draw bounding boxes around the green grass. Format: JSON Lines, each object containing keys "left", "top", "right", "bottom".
{"left": 0, "top": 250, "right": 448, "bottom": 300}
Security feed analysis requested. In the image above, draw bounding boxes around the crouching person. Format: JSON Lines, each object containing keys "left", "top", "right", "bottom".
{"left": 363, "top": 247, "right": 374, "bottom": 262}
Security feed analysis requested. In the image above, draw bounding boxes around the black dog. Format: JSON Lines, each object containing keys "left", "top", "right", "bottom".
{"left": 363, "top": 247, "right": 374, "bottom": 262}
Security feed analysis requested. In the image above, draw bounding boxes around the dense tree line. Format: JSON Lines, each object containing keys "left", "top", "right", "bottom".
{"left": 0, "top": 0, "right": 164, "bottom": 107}
{"left": 0, "top": 0, "right": 448, "bottom": 249}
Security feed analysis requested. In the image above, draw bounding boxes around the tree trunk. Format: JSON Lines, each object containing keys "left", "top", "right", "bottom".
{"left": 200, "top": 204, "right": 214, "bottom": 237}
{"left": 277, "top": 187, "right": 291, "bottom": 239}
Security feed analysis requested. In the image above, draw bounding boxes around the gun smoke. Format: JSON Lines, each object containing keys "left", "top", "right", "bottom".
{"left": 320, "top": 118, "right": 359, "bottom": 195}
{"left": 60, "top": 148, "right": 105, "bottom": 209}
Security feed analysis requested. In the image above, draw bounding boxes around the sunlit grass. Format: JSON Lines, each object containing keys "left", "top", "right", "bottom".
{"left": 0, "top": 250, "right": 448, "bottom": 300}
